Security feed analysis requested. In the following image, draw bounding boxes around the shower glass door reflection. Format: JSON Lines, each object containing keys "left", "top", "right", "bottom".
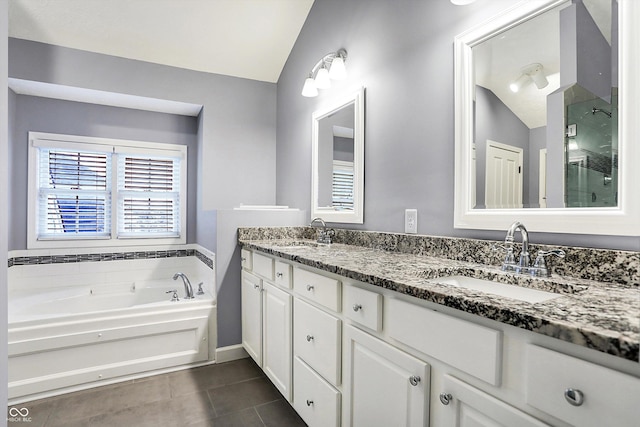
{"left": 565, "top": 96, "right": 618, "bottom": 207}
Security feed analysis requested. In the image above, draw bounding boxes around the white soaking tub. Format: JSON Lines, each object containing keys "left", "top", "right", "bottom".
{"left": 8, "top": 281, "right": 216, "bottom": 403}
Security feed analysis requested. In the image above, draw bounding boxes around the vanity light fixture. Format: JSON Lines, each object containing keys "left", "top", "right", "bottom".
{"left": 301, "top": 48, "right": 348, "bottom": 98}
{"left": 509, "top": 63, "right": 549, "bottom": 93}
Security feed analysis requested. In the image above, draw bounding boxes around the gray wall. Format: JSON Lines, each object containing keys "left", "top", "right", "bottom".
{"left": 276, "top": 0, "right": 638, "bottom": 250}
{"left": 8, "top": 38, "right": 278, "bottom": 221}
{"left": 215, "top": 209, "right": 306, "bottom": 347}
{"left": 1, "top": 0, "right": 9, "bottom": 418}
{"left": 474, "top": 85, "right": 530, "bottom": 208}
{"left": 8, "top": 94, "right": 199, "bottom": 250}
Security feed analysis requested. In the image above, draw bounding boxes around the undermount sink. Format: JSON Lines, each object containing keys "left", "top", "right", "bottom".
{"left": 271, "top": 240, "right": 329, "bottom": 249}
{"left": 431, "top": 275, "right": 561, "bottom": 303}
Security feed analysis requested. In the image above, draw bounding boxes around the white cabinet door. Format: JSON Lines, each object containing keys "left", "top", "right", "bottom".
{"left": 262, "top": 282, "right": 292, "bottom": 401}
{"left": 241, "top": 271, "right": 262, "bottom": 365}
{"left": 343, "top": 325, "right": 430, "bottom": 427}
{"left": 440, "top": 375, "right": 548, "bottom": 427}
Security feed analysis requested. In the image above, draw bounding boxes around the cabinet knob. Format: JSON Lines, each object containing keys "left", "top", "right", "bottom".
{"left": 439, "top": 393, "right": 453, "bottom": 405}
{"left": 306, "top": 285, "right": 314, "bottom": 292}
{"left": 306, "top": 399, "right": 314, "bottom": 407}
{"left": 306, "top": 335, "right": 314, "bottom": 342}
{"left": 564, "top": 388, "right": 584, "bottom": 407}
{"left": 276, "top": 272, "right": 283, "bottom": 278}
{"left": 253, "top": 284, "right": 260, "bottom": 290}
{"left": 409, "top": 375, "right": 421, "bottom": 386}
{"left": 241, "top": 257, "right": 246, "bottom": 262}
{"left": 352, "top": 304, "right": 363, "bottom": 312}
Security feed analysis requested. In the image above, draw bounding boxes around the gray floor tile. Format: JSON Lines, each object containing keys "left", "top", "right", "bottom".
{"left": 255, "top": 400, "right": 307, "bottom": 427}
{"left": 7, "top": 398, "right": 57, "bottom": 427}
{"left": 9, "top": 358, "right": 304, "bottom": 427}
{"left": 207, "top": 377, "right": 281, "bottom": 416}
{"left": 89, "top": 399, "right": 179, "bottom": 427}
{"left": 46, "top": 375, "right": 171, "bottom": 424}
{"left": 170, "top": 359, "right": 263, "bottom": 397}
{"left": 186, "top": 407, "right": 264, "bottom": 427}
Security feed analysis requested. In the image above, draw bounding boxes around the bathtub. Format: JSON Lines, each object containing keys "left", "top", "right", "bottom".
{"left": 8, "top": 281, "right": 217, "bottom": 403}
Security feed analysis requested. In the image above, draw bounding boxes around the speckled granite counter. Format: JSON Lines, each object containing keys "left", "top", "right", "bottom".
{"left": 239, "top": 228, "right": 639, "bottom": 362}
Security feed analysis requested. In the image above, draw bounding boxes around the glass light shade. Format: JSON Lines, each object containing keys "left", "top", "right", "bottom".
{"left": 315, "top": 67, "right": 331, "bottom": 89}
{"left": 302, "top": 77, "right": 318, "bottom": 97}
{"left": 509, "top": 74, "right": 529, "bottom": 93}
{"left": 329, "top": 56, "right": 347, "bottom": 80}
{"left": 451, "top": 0, "right": 476, "bottom": 5}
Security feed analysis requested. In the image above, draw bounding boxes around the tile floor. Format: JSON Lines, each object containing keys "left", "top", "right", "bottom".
{"left": 7, "top": 358, "right": 307, "bottom": 427}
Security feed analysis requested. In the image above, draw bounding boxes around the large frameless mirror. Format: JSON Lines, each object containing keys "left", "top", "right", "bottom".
{"left": 311, "top": 87, "right": 365, "bottom": 223}
{"left": 454, "top": 0, "right": 640, "bottom": 235}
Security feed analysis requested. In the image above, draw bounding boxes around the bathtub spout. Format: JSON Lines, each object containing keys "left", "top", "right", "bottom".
{"left": 173, "top": 272, "right": 195, "bottom": 299}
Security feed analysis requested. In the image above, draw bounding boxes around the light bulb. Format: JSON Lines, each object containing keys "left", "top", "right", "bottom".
{"left": 329, "top": 56, "right": 347, "bottom": 80}
{"left": 301, "top": 77, "right": 318, "bottom": 97}
{"left": 315, "top": 67, "right": 331, "bottom": 89}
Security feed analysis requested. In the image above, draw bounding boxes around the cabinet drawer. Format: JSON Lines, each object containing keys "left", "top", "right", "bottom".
{"left": 274, "top": 261, "right": 292, "bottom": 289}
{"left": 293, "top": 357, "right": 340, "bottom": 427}
{"left": 293, "top": 267, "right": 341, "bottom": 312}
{"left": 344, "top": 285, "right": 382, "bottom": 332}
{"left": 387, "top": 298, "right": 502, "bottom": 386}
{"left": 525, "top": 345, "right": 640, "bottom": 427}
{"left": 240, "top": 249, "right": 252, "bottom": 270}
{"left": 252, "top": 252, "right": 274, "bottom": 280}
{"left": 294, "top": 298, "right": 341, "bottom": 385}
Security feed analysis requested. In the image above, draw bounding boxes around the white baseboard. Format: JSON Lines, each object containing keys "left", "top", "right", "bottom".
{"left": 215, "top": 344, "right": 249, "bottom": 363}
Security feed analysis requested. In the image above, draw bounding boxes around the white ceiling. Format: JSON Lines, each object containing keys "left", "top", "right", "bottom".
{"left": 474, "top": 0, "right": 612, "bottom": 129}
{"left": 8, "top": 0, "right": 315, "bottom": 84}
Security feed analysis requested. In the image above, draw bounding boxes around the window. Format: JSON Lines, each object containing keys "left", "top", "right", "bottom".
{"left": 332, "top": 160, "right": 355, "bottom": 211}
{"left": 28, "top": 132, "right": 187, "bottom": 248}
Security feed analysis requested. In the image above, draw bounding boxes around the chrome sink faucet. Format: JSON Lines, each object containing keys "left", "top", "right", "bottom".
{"left": 310, "top": 217, "right": 334, "bottom": 244}
{"left": 173, "top": 272, "right": 194, "bottom": 299}
{"left": 497, "top": 221, "right": 565, "bottom": 277}
{"left": 504, "top": 221, "right": 530, "bottom": 272}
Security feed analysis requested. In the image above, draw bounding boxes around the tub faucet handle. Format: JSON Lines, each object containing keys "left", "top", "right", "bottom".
{"left": 166, "top": 290, "right": 180, "bottom": 301}
{"left": 196, "top": 282, "right": 205, "bottom": 295}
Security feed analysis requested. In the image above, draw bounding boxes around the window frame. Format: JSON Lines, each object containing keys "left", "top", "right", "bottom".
{"left": 27, "top": 132, "right": 187, "bottom": 249}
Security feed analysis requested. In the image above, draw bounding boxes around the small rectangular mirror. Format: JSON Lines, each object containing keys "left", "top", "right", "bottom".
{"left": 311, "top": 87, "right": 365, "bottom": 224}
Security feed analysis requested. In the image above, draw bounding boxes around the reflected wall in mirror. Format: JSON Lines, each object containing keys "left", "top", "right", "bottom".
{"left": 311, "top": 87, "right": 364, "bottom": 223}
{"left": 472, "top": 0, "right": 617, "bottom": 210}
{"left": 454, "top": 0, "right": 640, "bottom": 235}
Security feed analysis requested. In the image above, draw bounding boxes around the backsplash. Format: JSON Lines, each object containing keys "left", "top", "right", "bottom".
{"left": 238, "top": 227, "right": 639, "bottom": 287}
{"left": 8, "top": 246, "right": 214, "bottom": 270}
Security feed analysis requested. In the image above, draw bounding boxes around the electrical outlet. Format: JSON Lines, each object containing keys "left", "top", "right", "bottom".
{"left": 405, "top": 209, "right": 418, "bottom": 234}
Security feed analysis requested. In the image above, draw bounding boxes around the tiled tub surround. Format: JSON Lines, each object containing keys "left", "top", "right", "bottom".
{"left": 239, "top": 227, "right": 639, "bottom": 362}
{"left": 7, "top": 244, "right": 217, "bottom": 403}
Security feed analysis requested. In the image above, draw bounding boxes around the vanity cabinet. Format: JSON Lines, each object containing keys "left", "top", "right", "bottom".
{"left": 240, "top": 247, "right": 640, "bottom": 427}
{"left": 241, "top": 255, "right": 293, "bottom": 401}
{"left": 525, "top": 345, "right": 640, "bottom": 427}
{"left": 440, "top": 375, "right": 548, "bottom": 427}
{"left": 240, "top": 271, "right": 262, "bottom": 364}
{"left": 343, "top": 325, "right": 430, "bottom": 427}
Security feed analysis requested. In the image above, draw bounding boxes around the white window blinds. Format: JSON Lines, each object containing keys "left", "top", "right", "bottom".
{"left": 332, "top": 160, "right": 355, "bottom": 211}
{"left": 30, "top": 132, "right": 187, "bottom": 246}
{"left": 117, "top": 154, "right": 181, "bottom": 238}
{"left": 37, "top": 148, "right": 111, "bottom": 239}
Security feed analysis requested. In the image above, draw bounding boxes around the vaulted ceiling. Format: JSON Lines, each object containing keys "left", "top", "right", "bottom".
{"left": 8, "top": 0, "right": 315, "bottom": 83}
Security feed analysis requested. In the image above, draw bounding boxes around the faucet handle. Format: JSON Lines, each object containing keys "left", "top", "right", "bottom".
{"left": 533, "top": 249, "right": 566, "bottom": 268}
{"left": 196, "top": 282, "right": 205, "bottom": 295}
{"left": 166, "top": 290, "right": 179, "bottom": 301}
{"left": 492, "top": 243, "right": 516, "bottom": 265}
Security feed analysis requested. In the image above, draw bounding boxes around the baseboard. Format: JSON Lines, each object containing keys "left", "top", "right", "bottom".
{"left": 215, "top": 344, "right": 249, "bottom": 363}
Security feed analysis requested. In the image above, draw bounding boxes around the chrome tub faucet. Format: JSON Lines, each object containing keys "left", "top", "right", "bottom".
{"left": 173, "top": 272, "right": 195, "bottom": 299}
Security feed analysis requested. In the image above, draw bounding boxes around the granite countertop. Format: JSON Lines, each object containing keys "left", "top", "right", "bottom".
{"left": 240, "top": 238, "right": 639, "bottom": 363}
